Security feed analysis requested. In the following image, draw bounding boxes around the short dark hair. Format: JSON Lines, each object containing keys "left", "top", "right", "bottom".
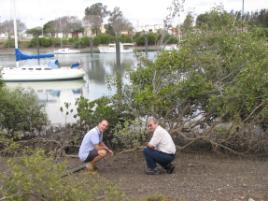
{"left": 99, "top": 119, "right": 109, "bottom": 124}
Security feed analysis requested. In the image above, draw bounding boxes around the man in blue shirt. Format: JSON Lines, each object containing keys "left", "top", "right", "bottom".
{"left": 79, "top": 119, "right": 113, "bottom": 171}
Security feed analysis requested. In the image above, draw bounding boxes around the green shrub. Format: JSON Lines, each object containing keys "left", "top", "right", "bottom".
{"left": 93, "top": 33, "right": 114, "bottom": 45}
{"left": 79, "top": 36, "right": 90, "bottom": 47}
{"left": 143, "top": 194, "right": 174, "bottom": 201}
{"left": 39, "top": 37, "right": 53, "bottom": 47}
{"left": 0, "top": 148, "right": 128, "bottom": 201}
{"left": 4, "top": 39, "right": 15, "bottom": 48}
{"left": 52, "top": 38, "right": 61, "bottom": 47}
{"left": 28, "top": 37, "right": 39, "bottom": 47}
{"left": 118, "top": 34, "right": 133, "bottom": 43}
{"left": 112, "top": 119, "right": 148, "bottom": 149}
{"left": 0, "top": 131, "right": 21, "bottom": 156}
{"left": 0, "top": 87, "right": 47, "bottom": 132}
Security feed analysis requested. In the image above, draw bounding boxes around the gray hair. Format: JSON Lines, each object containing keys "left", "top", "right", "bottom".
{"left": 147, "top": 116, "right": 158, "bottom": 124}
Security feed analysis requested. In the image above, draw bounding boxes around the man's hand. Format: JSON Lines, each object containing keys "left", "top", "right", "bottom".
{"left": 107, "top": 149, "right": 114, "bottom": 156}
{"left": 145, "top": 143, "right": 155, "bottom": 149}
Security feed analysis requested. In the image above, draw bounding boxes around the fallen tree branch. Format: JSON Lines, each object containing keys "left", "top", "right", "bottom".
{"left": 209, "top": 140, "right": 246, "bottom": 156}
{"left": 243, "top": 100, "right": 267, "bottom": 122}
{"left": 61, "top": 163, "right": 86, "bottom": 178}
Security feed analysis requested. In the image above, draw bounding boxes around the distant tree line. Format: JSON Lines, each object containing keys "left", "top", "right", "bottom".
{"left": 0, "top": 5, "right": 267, "bottom": 48}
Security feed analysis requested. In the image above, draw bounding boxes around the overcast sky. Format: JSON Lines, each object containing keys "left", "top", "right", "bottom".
{"left": 0, "top": 0, "right": 267, "bottom": 29}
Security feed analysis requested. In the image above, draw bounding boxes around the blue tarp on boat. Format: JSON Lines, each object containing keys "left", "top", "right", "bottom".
{"left": 15, "top": 48, "right": 54, "bottom": 61}
{"left": 71, "top": 62, "right": 80, "bottom": 68}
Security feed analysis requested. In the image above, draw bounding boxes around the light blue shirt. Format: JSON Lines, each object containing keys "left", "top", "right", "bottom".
{"left": 78, "top": 127, "right": 103, "bottom": 161}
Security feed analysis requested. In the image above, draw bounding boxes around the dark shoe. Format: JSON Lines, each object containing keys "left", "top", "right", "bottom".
{"left": 145, "top": 168, "right": 161, "bottom": 175}
{"left": 166, "top": 163, "right": 175, "bottom": 174}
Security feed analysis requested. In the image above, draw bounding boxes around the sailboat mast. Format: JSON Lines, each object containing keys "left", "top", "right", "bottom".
{"left": 12, "top": 0, "right": 18, "bottom": 49}
{"left": 12, "top": 0, "right": 19, "bottom": 67}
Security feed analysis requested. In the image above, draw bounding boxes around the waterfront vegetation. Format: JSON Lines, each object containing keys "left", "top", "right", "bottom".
{"left": 0, "top": 32, "right": 178, "bottom": 49}
{"left": 0, "top": 7, "right": 268, "bottom": 201}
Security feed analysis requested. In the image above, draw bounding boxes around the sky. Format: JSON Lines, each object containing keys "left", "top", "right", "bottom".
{"left": 0, "top": 0, "right": 267, "bottom": 30}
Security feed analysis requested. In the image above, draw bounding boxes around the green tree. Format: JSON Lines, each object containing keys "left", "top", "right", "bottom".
{"left": 252, "top": 9, "right": 268, "bottom": 27}
{"left": 84, "top": 3, "right": 109, "bottom": 35}
{"left": 85, "top": 3, "right": 108, "bottom": 17}
{"left": 0, "top": 19, "right": 26, "bottom": 38}
{"left": 106, "top": 7, "right": 133, "bottom": 36}
{"left": 127, "top": 26, "right": 268, "bottom": 153}
{"left": 27, "top": 27, "right": 42, "bottom": 37}
{"left": 181, "top": 12, "right": 194, "bottom": 32}
{"left": 196, "top": 7, "right": 235, "bottom": 30}
{"left": 43, "top": 20, "right": 57, "bottom": 37}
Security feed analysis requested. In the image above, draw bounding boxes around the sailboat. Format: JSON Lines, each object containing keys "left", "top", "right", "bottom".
{"left": 0, "top": 0, "right": 85, "bottom": 82}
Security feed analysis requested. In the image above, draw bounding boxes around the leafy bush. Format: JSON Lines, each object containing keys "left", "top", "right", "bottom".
{"left": 163, "top": 34, "right": 178, "bottom": 44}
{"left": 0, "top": 131, "right": 21, "bottom": 156}
{"left": 76, "top": 36, "right": 90, "bottom": 48}
{"left": 112, "top": 119, "right": 148, "bottom": 149}
{"left": 118, "top": 34, "right": 133, "bottom": 43}
{"left": 4, "top": 39, "right": 15, "bottom": 48}
{"left": 75, "top": 95, "right": 138, "bottom": 148}
{"left": 76, "top": 96, "right": 119, "bottom": 128}
{"left": 0, "top": 87, "right": 47, "bottom": 132}
{"left": 93, "top": 33, "right": 114, "bottom": 45}
{"left": 41, "top": 37, "right": 53, "bottom": 47}
{"left": 134, "top": 32, "right": 160, "bottom": 46}
{"left": 52, "top": 38, "right": 61, "bottom": 47}
{"left": 28, "top": 37, "right": 39, "bottom": 47}
{"left": 0, "top": 76, "right": 4, "bottom": 89}
{"left": 0, "top": 148, "right": 128, "bottom": 201}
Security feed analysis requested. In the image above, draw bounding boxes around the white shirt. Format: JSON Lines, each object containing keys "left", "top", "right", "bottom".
{"left": 78, "top": 127, "right": 103, "bottom": 161}
{"left": 149, "top": 125, "right": 176, "bottom": 154}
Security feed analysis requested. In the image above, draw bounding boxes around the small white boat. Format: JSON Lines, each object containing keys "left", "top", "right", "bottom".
{"left": 98, "top": 43, "right": 134, "bottom": 53}
{"left": 1, "top": 64, "right": 85, "bottom": 82}
{"left": 54, "top": 48, "right": 80, "bottom": 54}
{"left": 161, "top": 44, "right": 179, "bottom": 51}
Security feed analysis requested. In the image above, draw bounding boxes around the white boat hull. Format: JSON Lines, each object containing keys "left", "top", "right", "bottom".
{"left": 98, "top": 43, "right": 134, "bottom": 53}
{"left": 54, "top": 48, "right": 80, "bottom": 54}
{"left": 98, "top": 46, "right": 133, "bottom": 53}
{"left": 1, "top": 67, "right": 85, "bottom": 82}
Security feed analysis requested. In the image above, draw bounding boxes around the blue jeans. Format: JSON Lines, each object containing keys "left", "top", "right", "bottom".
{"left": 143, "top": 147, "right": 175, "bottom": 170}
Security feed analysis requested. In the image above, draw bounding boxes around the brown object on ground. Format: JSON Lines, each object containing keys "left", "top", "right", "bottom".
{"left": 68, "top": 151, "right": 268, "bottom": 201}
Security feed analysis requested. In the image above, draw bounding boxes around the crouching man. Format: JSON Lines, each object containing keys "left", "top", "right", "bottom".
{"left": 78, "top": 119, "right": 113, "bottom": 171}
{"left": 144, "top": 117, "right": 176, "bottom": 175}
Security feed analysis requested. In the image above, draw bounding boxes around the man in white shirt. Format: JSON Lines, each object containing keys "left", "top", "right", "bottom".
{"left": 79, "top": 119, "right": 113, "bottom": 171}
{"left": 144, "top": 117, "right": 176, "bottom": 175}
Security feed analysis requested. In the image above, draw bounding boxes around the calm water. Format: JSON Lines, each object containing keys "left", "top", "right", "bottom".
{"left": 0, "top": 52, "right": 156, "bottom": 125}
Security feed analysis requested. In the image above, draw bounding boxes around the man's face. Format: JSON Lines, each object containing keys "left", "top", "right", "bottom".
{"left": 98, "top": 120, "right": 109, "bottom": 133}
{"left": 147, "top": 121, "right": 158, "bottom": 133}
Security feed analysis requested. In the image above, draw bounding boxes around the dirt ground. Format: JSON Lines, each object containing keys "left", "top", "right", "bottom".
{"left": 68, "top": 150, "right": 268, "bottom": 201}
{"left": 1, "top": 150, "right": 267, "bottom": 201}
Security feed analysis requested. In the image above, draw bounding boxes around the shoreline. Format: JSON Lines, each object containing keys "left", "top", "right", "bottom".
{"left": 0, "top": 46, "right": 160, "bottom": 55}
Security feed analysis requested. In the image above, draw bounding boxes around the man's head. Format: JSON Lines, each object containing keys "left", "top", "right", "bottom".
{"left": 147, "top": 116, "right": 158, "bottom": 133}
{"left": 97, "top": 119, "right": 109, "bottom": 133}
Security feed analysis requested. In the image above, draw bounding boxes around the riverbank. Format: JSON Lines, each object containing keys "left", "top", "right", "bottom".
{"left": 0, "top": 46, "right": 159, "bottom": 55}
